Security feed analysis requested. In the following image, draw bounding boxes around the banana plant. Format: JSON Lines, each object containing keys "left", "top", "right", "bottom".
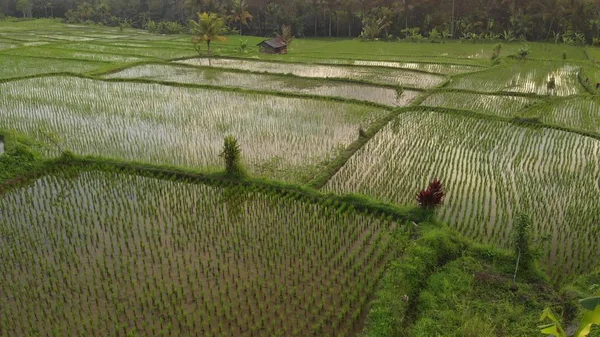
{"left": 539, "top": 292, "right": 600, "bottom": 337}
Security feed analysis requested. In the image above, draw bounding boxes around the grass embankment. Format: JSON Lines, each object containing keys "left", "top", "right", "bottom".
{"left": 0, "top": 130, "right": 50, "bottom": 185}
{"left": 361, "top": 224, "right": 562, "bottom": 337}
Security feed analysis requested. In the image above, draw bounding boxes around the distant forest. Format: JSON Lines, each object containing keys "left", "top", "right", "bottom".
{"left": 2, "top": 0, "right": 600, "bottom": 42}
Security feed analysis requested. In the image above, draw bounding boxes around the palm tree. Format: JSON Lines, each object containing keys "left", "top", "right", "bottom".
{"left": 189, "top": 12, "right": 227, "bottom": 66}
{"left": 231, "top": 0, "right": 253, "bottom": 35}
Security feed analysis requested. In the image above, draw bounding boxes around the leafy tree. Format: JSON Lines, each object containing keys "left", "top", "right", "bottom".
{"left": 359, "top": 16, "right": 390, "bottom": 40}
{"left": 220, "top": 135, "right": 246, "bottom": 177}
{"left": 230, "top": 0, "right": 252, "bottom": 35}
{"left": 16, "top": 0, "right": 32, "bottom": 18}
{"left": 189, "top": 12, "right": 227, "bottom": 65}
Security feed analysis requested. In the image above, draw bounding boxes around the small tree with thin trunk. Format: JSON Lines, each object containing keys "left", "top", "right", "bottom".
{"left": 220, "top": 135, "right": 246, "bottom": 178}
{"left": 189, "top": 12, "right": 227, "bottom": 66}
{"left": 511, "top": 212, "right": 533, "bottom": 282}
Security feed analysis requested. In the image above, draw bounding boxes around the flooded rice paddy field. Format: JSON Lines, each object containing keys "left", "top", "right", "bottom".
{"left": 421, "top": 91, "right": 540, "bottom": 117}
{"left": 106, "top": 64, "right": 419, "bottom": 106}
{"left": 176, "top": 58, "right": 447, "bottom": 88}
{"left": 448, "top": 61, "right": 584, "bottom": 96}
{"left": 0, "top": 169, "right": 403, "bottom": 336}
{"left": 1, "top": 21, "right": 599, "bottom": 286}
{"left": 0, "top": 76, "right": 388, "bottom": 183}
{"left": 520, "top": 96, "right": 600, "bottom": 134}
{"left": 323, "top": 111, "right": 600, "bottom": 279}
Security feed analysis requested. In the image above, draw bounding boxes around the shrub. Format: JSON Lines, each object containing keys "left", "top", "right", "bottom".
{"left": 220, "top": 135, "right": 246, "bottom": 177}
{"left": 517, "top": 45, "right": 530, "bottom": 59}
{"left": 416, "top": 180, "right": 445, "bottom": 208}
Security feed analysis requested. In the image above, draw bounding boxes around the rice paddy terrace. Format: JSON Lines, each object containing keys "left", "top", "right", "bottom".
{"left": 1, "top": 19, "right": 600, "bottom": 336}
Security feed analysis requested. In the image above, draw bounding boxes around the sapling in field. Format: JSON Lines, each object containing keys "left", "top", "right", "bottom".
{"left": 511, "top": 212, "right": 533, "bottom": 282}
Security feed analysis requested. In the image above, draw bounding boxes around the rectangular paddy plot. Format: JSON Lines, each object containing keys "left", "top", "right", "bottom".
{"left": 54, "top": 42, "right": 198, "bottom": 60}
{"left": 448, "top": 61, "right": 584, "bottom": 96}
{"left": 0, "top": 169, "right": 402, "bottom": 337}
{"left": 105, "top": 64, "right": 420, "bottom": 107}
{"left": 323, "top": 59, "right": 483, "bottom": 75}
{"left": 520, "top": 96, "right": 600, "bottom": 134}
{"left": 2, "top": 46, "right": 150, "bottom": 63}
{"left": 421, "top": 91, "right": 539, "bottom": 117}
{"left": 323, "top": 111, "right": 600, "bottom": 279}
{"left": 176, "top": 58, "right": 446, "bottom": 88}
{"left": 0, "top": 55, "right": 103, "bottom": 79}
{"left": 0, "top": 76, "right": 388, "bottom": 182}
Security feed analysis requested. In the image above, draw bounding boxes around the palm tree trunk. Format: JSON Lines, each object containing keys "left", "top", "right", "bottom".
{"left": 329, "top": 13, "right": 332, "bottom": 37}
{"left": 207, "top": 41, "right": 211, "bottom": 66}
{"left": 240, "top": 21, "right": 243, "bottom": 35}
{"left": 545, "top": 19, "right": 554, "bottom": 41}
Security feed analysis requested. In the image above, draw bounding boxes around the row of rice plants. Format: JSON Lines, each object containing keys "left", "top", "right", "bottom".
{"left": 0, "top": 55, "right": 103, "bottom": 79}
{"left": 106, "top": 64, "right": 418, "bottom": 107}
{"left": 0, "top": 169, "right": 406, "bottom": 336}
{"left": 520, "top": 96, "right": 600, "bottom": 134}
{"left": 0, "top": 76, "right": 388, "bottom": 182}
{"left": 176, "top": 58, "right": 447, "bottom": 88}
{"left": 323, "top": 111, "right": 600, "bottom": 280}
{"left": 421, "top": 91, "right": 539, "bottom": 117}
{"left": 448, "top": 60, "right": 584, "bottom": 96}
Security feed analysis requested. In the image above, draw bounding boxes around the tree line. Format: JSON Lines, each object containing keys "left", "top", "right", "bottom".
{"left": 2, "top": 0, "right": 600, "bottom": 43}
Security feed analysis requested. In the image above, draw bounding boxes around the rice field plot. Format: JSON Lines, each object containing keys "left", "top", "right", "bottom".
{"left": 0, "top": 169, "right": 404, "bottom": 337}
{"left": 421, "top": 91, "right": 539, "bottom": 117}
{"left": 0, "top": 41, "right": 18, "bottom": 50}
{"left": 0, "top": 55, "right": 103, "bottom": 79}
{"left": 520, "top": 96, "right": 600, "bottom": 134}
{"left": 54, "top": 42, "right": 197, "bottom": 59}
{"left": 0, "top": 76, "right": 388, "bottom": 182}
{"left": 255, "top": 57, "right": 484, "bottom": 75}
{"left": 106, "top": 64, "right": 419, "bottom": 106}
{"left": 448, "top": 61, "right": 584, "bottom": 96}
{"left": 323, "top": 111, "right": 600, "bottom": 279}
{"left": 176, "top": 58, "right": 447, "bottom": 88}
{"left": 2, "top": 46, "right": 150, "bottom": 63}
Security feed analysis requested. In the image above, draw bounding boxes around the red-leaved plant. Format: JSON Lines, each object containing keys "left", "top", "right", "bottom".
{"left": 416, "top": 180, "right": 445, "bottom": 208}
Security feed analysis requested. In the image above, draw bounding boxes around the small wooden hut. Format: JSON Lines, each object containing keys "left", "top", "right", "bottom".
{"left": 257, "top": 37, "right": 288, "bottom": 54}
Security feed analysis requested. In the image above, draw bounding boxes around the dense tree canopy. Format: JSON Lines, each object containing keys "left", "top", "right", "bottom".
{"left": 2, "top": 0, "right": 600, "bottom": 43}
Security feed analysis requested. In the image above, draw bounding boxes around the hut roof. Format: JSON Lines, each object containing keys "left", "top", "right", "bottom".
{"left": 258, "top": 36, "right": 287, "bottom": 49}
